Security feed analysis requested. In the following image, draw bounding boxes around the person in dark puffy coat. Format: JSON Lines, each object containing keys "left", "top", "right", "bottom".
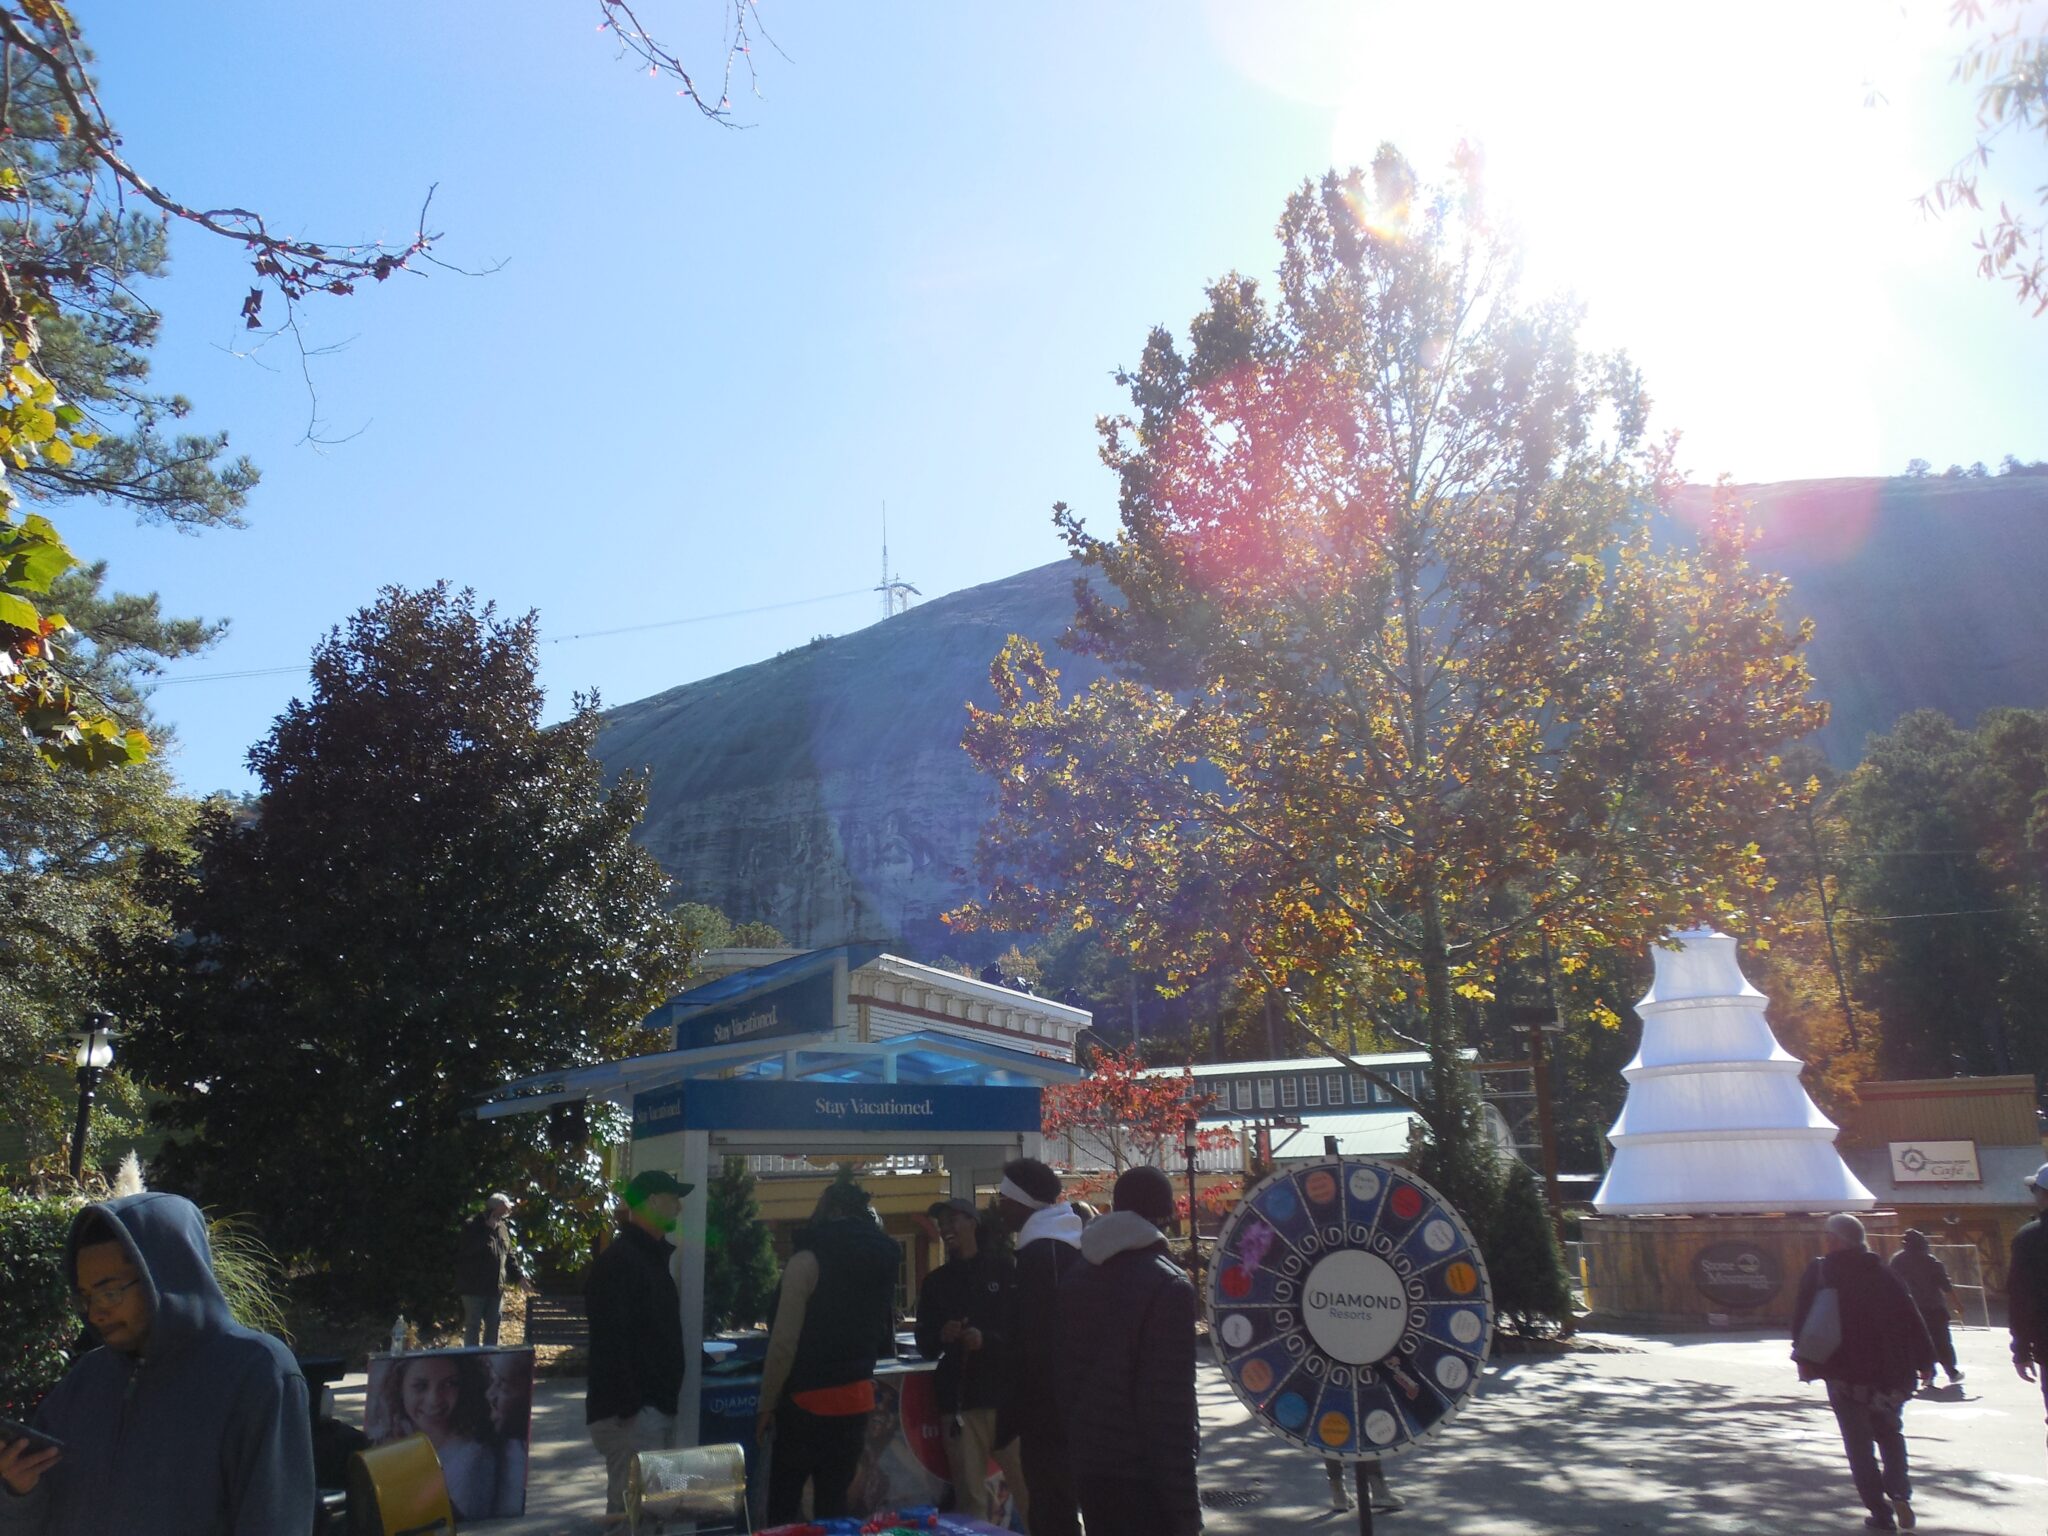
{"left": 1886, "top": 1229, "right": 1961, "bottom": 1387}
{"left": 0, "top": 1192, "right": 314, "bottom": 1535}
{"left": 1791, "top": 1213, "right": 1935, "bottom": 1533}
{"left": 1058, "top": 1165, "right": 1201, "bottom": 1536}
{"left": 758, "top": 1179, "right": 902, "bottom": 1525}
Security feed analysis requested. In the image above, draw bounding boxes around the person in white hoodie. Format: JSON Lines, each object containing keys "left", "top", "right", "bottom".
{"left": 995, "top": 1158, "right": 1085, "bottom": 1536}
{"left": 1058, "top": 1165, "right": 1202, "bottom": 1536}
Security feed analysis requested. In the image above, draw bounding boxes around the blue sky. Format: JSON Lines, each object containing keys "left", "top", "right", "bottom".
{"left": 69, "top": 1, "right": 2048, "bottom": 795}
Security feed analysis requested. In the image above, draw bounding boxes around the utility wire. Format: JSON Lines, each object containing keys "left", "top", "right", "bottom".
{"left": 150, "top": 586, "right": 878, "bottom": 686}
{"left": 1779, "top": 905, "right": 2041, "bottom": 929}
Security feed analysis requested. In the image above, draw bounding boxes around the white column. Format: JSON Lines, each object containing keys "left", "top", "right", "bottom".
{"left": 677, "top": 1129, "right": 711, "bottom": 1444}
{"left": 946, "top": 1147, "right": 976, "bottom": 1201}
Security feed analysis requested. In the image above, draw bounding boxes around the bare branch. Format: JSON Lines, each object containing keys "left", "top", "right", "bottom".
{"left": 595, "top": 0, "right": 781, "bottom": 122}
{"left": 0, "top": 8, "right": 438, "bottom": 336}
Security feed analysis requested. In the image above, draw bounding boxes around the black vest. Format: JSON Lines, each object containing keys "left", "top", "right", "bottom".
{"left": 785, "top": 1218, "right": 900, "bottom": 1398}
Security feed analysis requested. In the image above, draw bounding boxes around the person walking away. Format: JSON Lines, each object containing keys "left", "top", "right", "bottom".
{"left": 1792, "top": 1213, "right": 1935, "bottom": 1531}
{"left": 915, "top": 1196, "right": 1026, "bottom": 1524}
{"left": 2008, "top": 1161, "right": 2048, "bottom": 1468}
{"left": 1887, "top": 1229, "right": 1962, "bottom": 1387}
{"left": 757, "top": 1179, "right": 902, "bottom": 1524}
{"left": 456, "top": 1192, "right": 523, "bottom": 1348}
{"left": 1058, "top": 1165, "right": 1202, "bottom": 1536}
{"left": 995, "top": 1157, "right": 1083, "bottom": 1536}
{"left": 584, "top": 1170, "right": 691, "bottom": 1520}
{"left": 0, "top": 1192, "right": 315, "bottom": 1534}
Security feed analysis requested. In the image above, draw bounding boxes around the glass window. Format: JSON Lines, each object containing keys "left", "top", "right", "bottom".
{"left": 1352, "top": 1073, "right": 1372, "bottom": 1105}
{"left": 1280, "top": 1077, "right": 1298, "bottom": 1107}
{"left": 1302, "top": 1075, "right": 1321, "bottom": 1107}
{"left": 1235, "top": 1079, "right": 1252, "bottom": 1110}
{"left": 1257, "top": 1078, "right": 1276, "bottom": 1109}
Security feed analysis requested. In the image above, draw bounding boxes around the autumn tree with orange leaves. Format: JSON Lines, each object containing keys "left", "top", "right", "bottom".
{"left": 952, "top": 148, "right": 1827, "bottom": 1220}
{"left": 1041, "top": 1046, "right": 1238, "bottom": 1218}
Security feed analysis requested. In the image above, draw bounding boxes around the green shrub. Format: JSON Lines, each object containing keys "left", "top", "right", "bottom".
{"left": 1484, "top": 1160, "right": 1575, "bottom": 1334}
{"left": 703, "top": 1157, "right": 778, "bottom": 1330}
{"left": 206, "top": 1213, "right": 294, "bottom": 1345}
{"left": 0, "top": 1189, "right": 84, "bottom": 1417}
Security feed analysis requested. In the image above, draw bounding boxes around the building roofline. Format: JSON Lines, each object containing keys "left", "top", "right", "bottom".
{"left": 1144, "top": 1050, "right": 1474, "bottom": 1078}
{"left": 865, "top": 953, "right": 1091, "bottom": 1026}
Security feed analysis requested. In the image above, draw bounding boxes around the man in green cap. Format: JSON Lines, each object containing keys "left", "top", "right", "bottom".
{"left": 584, "top": 1169, "right": 693, "bottom": 1517}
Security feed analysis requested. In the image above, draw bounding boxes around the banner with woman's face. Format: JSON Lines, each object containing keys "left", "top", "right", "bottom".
{"left": 363, "top": 1347, "right": 535, "bottom": 1520}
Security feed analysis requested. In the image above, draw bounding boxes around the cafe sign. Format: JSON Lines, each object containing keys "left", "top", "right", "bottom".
{"left": 1888, "top": 1140, "right": 1981, "bottom": 1184}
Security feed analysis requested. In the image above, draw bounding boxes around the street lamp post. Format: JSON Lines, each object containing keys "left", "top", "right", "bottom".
{"left": 68, "top": 1015, "right": 118, "bottom": 1181}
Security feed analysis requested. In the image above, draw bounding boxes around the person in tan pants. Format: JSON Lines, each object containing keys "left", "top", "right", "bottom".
{"left": 913, "top": 1196, "right": 1028, "bottom": 1525}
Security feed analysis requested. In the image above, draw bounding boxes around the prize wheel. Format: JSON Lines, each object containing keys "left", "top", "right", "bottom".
{"left": 1208, "top": 1157, "right": 1493, "bottom": 1461}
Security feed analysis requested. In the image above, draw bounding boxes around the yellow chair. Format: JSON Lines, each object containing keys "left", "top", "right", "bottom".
{"left": 346, "top": 1433, "right": 456, "bottom": 1536}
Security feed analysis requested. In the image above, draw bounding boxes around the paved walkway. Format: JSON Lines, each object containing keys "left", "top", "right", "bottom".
{"left": 335, "top": 1326, "right": 2047, "bottom": 1533}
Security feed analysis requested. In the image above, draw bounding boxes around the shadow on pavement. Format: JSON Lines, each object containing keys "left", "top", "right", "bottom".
{"left": 1193, "top": 1349, "right": 2037, "bottom": 1535}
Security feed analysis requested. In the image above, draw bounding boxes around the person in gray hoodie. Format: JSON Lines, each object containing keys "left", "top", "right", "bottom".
{"left": 1058, "top": 1164, "right": 1202, "bottom": 1536}
{"left": 0, "top": 1192, "right": 314, "bottom": 1536}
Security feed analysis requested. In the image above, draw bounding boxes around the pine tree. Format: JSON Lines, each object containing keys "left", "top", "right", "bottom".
{"left": 703, "top": 1157, "right": 779, "bottom": 1330}
{"left": 1482, "top": 1160, "right": 1573, "bottom": 1334}
{"left": 0, "top": 562, "right": 208, "bottom": 1174}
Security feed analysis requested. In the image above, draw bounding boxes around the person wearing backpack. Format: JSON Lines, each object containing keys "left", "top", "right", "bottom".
{"left": 1791, "top": 1213, "right": 1936, "bottom": 1532}
{"left": 1886, "top": 1230, "right": 1962, "bottom": 1387}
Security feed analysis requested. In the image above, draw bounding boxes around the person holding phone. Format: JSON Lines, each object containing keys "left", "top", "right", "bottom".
{"left": 0, "top": 1190, "right": 314, "bottom": 1534}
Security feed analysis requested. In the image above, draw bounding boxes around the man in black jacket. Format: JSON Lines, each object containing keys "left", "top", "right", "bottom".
{"left": 996, "top": 1157, "right": 1084, "bottom": 1536}
{"left": 914, "top": 1196, "right": 1024, "bottom": 1524}
{"left": 1059, "top": 1164, "right": 1202, "bottom": 1536}
{"left": 1792, "top": 1213, "right": 1935, "bottom": 1532}
{"left": 584, "top": 1169, "right": 691, "bottom": 1518}
{"left": 2009, "top": 1161, "right": 2048, "bottom": 1461}
{"left": 758, "top": 1179, "right": 902, "bottom": 1524}
{"left": 455, "top": 1192, "right": 522, "bottom": 1347}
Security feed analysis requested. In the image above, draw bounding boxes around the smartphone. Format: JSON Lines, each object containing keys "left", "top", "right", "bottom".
{"left": 0, "top": 1417, "right": 63, "bottom": 1456}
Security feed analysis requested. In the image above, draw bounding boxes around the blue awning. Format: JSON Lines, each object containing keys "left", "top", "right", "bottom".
{"left": 648, "top": 943, "right": 885, "bottom": 1026}
{"left": 474, "top": 1020, "right": 1080, "bottom": 1122}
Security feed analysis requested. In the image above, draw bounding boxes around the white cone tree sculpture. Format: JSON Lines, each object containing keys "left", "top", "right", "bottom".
{"left": 1593, "top": 928, "right": 1875, "bottom": 1214}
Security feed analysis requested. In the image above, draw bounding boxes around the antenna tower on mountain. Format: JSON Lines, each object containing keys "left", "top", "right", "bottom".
{"left": 877, "top": 502, "right": 920, "bottom": 619}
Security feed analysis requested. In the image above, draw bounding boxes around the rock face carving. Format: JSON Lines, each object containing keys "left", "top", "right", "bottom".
{"left": 597, "top": 476, "right": 2048, "bottom": 953}
{"left": 595, "top": 559, "right": 1106, "bottom": 957}
{"left": 1593, "top": 929, "right": 1876, "bottom": 1215}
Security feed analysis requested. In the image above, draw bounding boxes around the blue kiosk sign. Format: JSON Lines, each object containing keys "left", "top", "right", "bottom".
{"left": 1208, "top": 1157, "right": 1493, "bottom": 1463}
{"left": 632, "top": 1079, "right": 1042, "bottom": 1140}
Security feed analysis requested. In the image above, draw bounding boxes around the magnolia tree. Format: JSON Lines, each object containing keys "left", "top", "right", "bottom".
{"left": 953, "top": 149, "right": 1825, "bottom": 1218}
{"left": 1041, "top": 1046, "right": 1238, "bottom": 1217}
